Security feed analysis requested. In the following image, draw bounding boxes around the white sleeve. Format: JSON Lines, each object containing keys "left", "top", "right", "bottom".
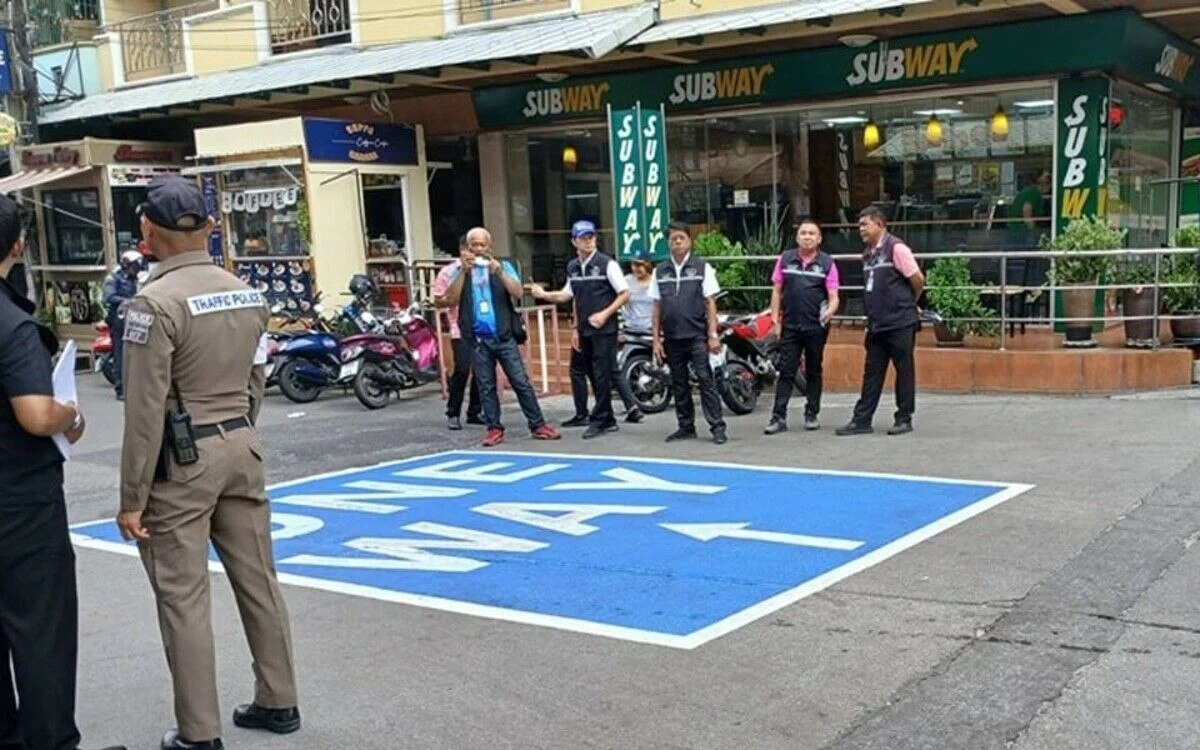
{"left": 648, "top": 271, "right": 661, "bottom": 300}
{"left": 702, "top": 263, "right": 721, "bottom": 298}
{"left": 560, "top": 280, "right": 573, "bottom": 300}
{"left": 607, "top": 260, "right": 629, "bottom": 293}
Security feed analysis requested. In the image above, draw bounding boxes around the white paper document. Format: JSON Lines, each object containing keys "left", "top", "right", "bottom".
{"left": 51, "top": 339, "right": 78, "bottom": 460}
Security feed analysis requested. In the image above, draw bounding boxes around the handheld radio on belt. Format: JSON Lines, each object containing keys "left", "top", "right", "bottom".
{"left": 164, "top": 381, "right": 199, "bottom": 472}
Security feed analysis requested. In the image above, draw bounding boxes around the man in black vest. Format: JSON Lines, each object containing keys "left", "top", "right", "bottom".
{"left": 765, "top": 219, "right": 840, "bottom": 434}
{"left": 651, "top": 221, "right": 727, "bottom": 445}
{"left": 532, "top": 220, "right": 629, "bottom": 439}
{"left": 838, "top": 207, "right": 925, "bottom": 436}
{"left": 0, "top": 195, "right": 126, "bottom": 750}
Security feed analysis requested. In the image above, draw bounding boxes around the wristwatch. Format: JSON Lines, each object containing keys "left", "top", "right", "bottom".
{"left": 70, "top": 410, "right": 83, "bottom": 431}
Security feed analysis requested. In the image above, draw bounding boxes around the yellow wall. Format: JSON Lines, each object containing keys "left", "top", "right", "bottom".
{"left": 356, "top": 0, "right": 444, "bottom": 45}
{"left": 102, "top": 0, "right": 168, "bottom": 25}
{"left": 95, "top": 35, "right": 115, "bottom": 91}
{"left": 186, "top": 5, "right": 262, "bottom": 76}
{"left": 577, "top": 0, "right": 637, "bottom": 13}
{"left": 194, "top": 118, "right": 306, "bottom": 156}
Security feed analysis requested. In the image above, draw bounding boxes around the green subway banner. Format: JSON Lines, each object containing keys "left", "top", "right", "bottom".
{"left": 474, "top": 11, "right": 1200, "bottom": 128}
{"left": 1054, "top": 77, "right": 1111, "bottom": 228}
{"left": 608, "top": 104, "right": 669, "bottom": 261}
{"left": 1181, "top": 127, "right": 1200, "bottom": 228}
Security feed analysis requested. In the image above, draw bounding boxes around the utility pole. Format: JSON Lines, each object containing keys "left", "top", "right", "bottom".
{"left": 9, "top": 0, "right": 37, "bottom": 149}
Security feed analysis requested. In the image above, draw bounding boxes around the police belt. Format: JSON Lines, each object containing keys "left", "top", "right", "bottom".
{"left": 193, "top": 416, "right": 251, "bottom": 439}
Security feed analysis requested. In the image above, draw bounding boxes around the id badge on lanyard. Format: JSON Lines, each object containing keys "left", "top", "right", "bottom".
{"left": 866, "top": 269, "right": 875, "bottom": 293}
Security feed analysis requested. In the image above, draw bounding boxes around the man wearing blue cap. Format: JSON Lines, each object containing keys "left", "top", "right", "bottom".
{"left": 532, "top": 220, "right": 629, "bottom": 439}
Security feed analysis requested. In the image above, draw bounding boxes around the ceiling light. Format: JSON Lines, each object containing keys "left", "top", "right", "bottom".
{"left": 913, "top": 108, "right": 962, "bottom": 117}
{"left": 924, "top": 115, "right": 944, "bottom": 147}
{"left": 536, "top": 71, "right": 568, "bottom": 83}
{"left": 991, "top": 105, "right": 1009, "bottom": 141}
{"left": 838, "top": 34, "right": 876, "bottom": 48}
{"left": 824, "top": 116, "right": 869, "bottom": 125}
{"left": 863, "top": 120, "right": 881, "bottom": 150}
{"left": 562, "top": 145, "right": 577, "bottom": 172}
{"left": 1013, "top": 99, "right": 1055, "bottom": 108}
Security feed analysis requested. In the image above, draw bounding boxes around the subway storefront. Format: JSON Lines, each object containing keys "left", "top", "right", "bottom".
{"left": 472, "top": 9, "right": 1199, "bottom": 306}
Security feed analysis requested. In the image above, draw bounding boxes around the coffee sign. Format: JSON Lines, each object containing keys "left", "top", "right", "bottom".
{"left": 608, "top": 104, "right": 669, "bottom": 262}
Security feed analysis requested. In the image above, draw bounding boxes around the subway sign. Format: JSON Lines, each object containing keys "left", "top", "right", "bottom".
{"left": 473, "top": 11, "right": 1200, "bottom": 128}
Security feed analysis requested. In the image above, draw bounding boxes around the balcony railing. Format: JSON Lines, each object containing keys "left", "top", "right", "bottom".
{"left": 267, "top": 0, "right": 351, "bottom": 55}
{"left": 458, "top": 0, "right": 570, "bottom": 26}
{"left": 107, "top": 1, "right": 217, "bottom": 83}
{"left": 30, "top": 0, "right": 100, "bottom": 48}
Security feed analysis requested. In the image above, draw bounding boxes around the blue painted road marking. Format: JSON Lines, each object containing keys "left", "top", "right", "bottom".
{"left": 71, "top": 451, "right": 1033, "bottom": 649}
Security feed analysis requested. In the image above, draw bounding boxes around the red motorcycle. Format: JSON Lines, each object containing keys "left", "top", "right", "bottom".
{"left": 351, "top": 304, "right": 441, "bottom": 410}
{"left": 92, "top": 322, "right": 116, "bottom": 385}
{"left": 718, "top": 309, "right": 807, "bottom": 415}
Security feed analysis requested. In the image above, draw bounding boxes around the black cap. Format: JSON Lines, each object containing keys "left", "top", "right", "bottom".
{"left": 138, "top": 175, "right": 208, "bottom": 232}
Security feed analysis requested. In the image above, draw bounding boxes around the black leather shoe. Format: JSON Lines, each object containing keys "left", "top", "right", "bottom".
{"left": 625, "top": 408, "right": 644, "bottom": 424}
{"left": 466, "top": 414, "right": 485, "bottom": 426}
{"left": 582, "top": 425, "right": 606, "bottom": 440}
{"left": 887, "top": 421, "right": 913, "bottom": 436}
{"left": 161, "top": 730, "right": 222, "bottom": 750}
{"left": 232, "top": 703, "right": 301, "bottom": 734}
{"left": 836, "top": 422, "right": 874, "bottom": 436}
{"left": 665, "top": 428, "right": 697, "bottom": 442}
{"left": 712, "top": 427, "right": 728, "bottom": 445}
{"left": 561, "top": 415, "right": 589, "bottom": 428}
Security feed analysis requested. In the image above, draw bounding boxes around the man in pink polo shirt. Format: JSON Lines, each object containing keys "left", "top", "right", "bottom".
{"left": 433, "top": 234, "right": 482, "bottom": 430}
{"left": 838, "top": 206, "right": 925, "bottom": 437}
{"left": 765, "top": 218, "right": 840, "bottom": 434}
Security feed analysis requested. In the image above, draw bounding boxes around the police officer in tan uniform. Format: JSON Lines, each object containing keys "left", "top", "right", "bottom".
{"left": 117, "top": 177, "right": 300, "bottom": 750}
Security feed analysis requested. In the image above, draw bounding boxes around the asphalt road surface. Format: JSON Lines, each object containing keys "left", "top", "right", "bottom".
{"left": 63, "top": 372, "right": 1200, "bottom": 750}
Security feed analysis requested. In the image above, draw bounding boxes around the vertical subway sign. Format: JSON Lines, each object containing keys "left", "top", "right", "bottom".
{"left": 1055, "top": 77, "right": 1111, "bottom": 230}
{"left": 608, "top": 104, "right": 670, "bottom": 261}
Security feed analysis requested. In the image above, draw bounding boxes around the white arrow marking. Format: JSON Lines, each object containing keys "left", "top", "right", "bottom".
{"left": 545, "top": 468, "right": 725, "bottom": 495}
{"left": 659, "top": 523, "right": 864, "bottom": 551}
{"left": 472, "top": 502, "right": 666, "bottom": 536}
{"left": 280, "top": 522, "right": 547, "bottom": 573}
{"left": 395, "top": 459, "right": 569, "bottom": 484}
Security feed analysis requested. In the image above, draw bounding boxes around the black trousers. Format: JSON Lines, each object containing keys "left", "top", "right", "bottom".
{"left": 0, "top": 496, "right": 81, "bottom": 750}
{"left": 771, "top": 326, "right": 827, "bottom": 421}
{"left": 665, "top": 337, "right": 725, "bottom": 432}
{"left": 446, "top": 337, "right": 481, "bottom": 420}
{"left": 577, "top": 333, "right": 618, "bottom": 427}
{"left": 851, "top": 324, "right": 917, "bottom": 426}
{"left": 570, "top": 346, "right": 637, "bottom": 418}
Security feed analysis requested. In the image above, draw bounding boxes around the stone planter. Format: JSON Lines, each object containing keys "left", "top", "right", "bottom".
{"left": 1062, "top": 282, "right": 1098, "bottom": 348}
{"left": 1122, "top": 288, "right": 1158, "bottom": 348}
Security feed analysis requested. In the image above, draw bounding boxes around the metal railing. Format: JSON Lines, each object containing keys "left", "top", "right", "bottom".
{"left": 694, "top": 247, "right": 1200, "bottom": 351}
{"left": 30, "top": 0, "right": 99, "bottom": 47}
{"left": 107, "top": 1, "right": 217, "bottom": 82}
{"left": 267, "top": 0, "right": 351, "bottom": 54}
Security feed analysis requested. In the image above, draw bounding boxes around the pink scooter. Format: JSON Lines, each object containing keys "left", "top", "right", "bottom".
{"left": 351, "top": 303, "right": 441, "bottom": 410}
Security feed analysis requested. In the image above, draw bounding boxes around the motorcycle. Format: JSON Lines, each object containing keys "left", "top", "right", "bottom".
{"left": 274, "top": 296, "right": 382, "bottom": 404}
{"left": 719, "top": 309, "right": 808, "bottom": 416}
{"left": 265, "top": 300, "right": 332, "bottom": 391}
{"left": 92, "top": 321, "right": 116, "bottom": 385}
{"left": 352, "top": 303, "right": 441, "bottom": 410}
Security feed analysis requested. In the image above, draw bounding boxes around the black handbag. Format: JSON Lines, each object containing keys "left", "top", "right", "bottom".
{"left": 510, "top": 304, "right": 528, "bottom": 345}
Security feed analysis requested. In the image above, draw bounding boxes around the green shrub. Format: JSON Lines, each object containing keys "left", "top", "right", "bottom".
{"left": 1164, "top": 227, "right": 1200, "bottom": 313}
{"left": 1041, "top": 216, "right": 1124, "bottom": 284}
{"left": 924, "top": 256, "right": 998, "bottom": 337}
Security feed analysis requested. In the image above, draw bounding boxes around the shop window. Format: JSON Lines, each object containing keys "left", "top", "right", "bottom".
{"left": 362, "top": 174, "right": 408, "bottom": 260}
{"left": 44, "top": 189, "right": 104, "bottom": 266}
{"left": 1108, "top": 82, "right": 1176, "bottom": 248}
{"left": 223, "top": 168, "right": 307, "bottom": 258}
{"left": 111, "top": 186, "right": 148, "bottom": 256}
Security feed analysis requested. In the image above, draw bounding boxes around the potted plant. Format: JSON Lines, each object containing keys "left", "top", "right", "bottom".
{"left": 1113, "top": 255, "right": 1158, "bottom": 348}
{"left": 1164, "top": 226, "right": 1200, "bottom": 342}
{"left": 1042, "top": 216, "right": 1123, "bottom": 348}
{"left": 924, "top": 256, "right": 998, "bottom": 346}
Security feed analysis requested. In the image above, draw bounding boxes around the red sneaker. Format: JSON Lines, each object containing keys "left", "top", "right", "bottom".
{"left": 532, "top": 425, "right": 561, "bottom": 441}
{"left": 483, "top": 427, "right": 504, "bottom": 447}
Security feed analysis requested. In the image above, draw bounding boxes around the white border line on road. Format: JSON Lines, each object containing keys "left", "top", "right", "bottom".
{"left": 71, "top": 451, "right": 1035, "bottom": 650}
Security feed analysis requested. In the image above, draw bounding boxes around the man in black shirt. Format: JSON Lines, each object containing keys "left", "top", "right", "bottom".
{"left": 0, "top": 194, "right": 125, "bottom": 750}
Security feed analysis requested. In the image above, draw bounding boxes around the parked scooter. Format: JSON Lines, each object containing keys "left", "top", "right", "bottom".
{"left": 616, "top": 326, "right": 741, "bottom": 415}
{"left": 352, "top": 303, "right": 441, "bottom": 410}
{"left": 274, "top": 276, "right": 384, "bottom": 403}
{"left": 92, "top": 321, "right": 116, "bottom": 385}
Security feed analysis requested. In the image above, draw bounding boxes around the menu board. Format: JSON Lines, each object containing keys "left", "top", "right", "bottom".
{"left": 234, "top": 258, "right": 316, "bottom": 312}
